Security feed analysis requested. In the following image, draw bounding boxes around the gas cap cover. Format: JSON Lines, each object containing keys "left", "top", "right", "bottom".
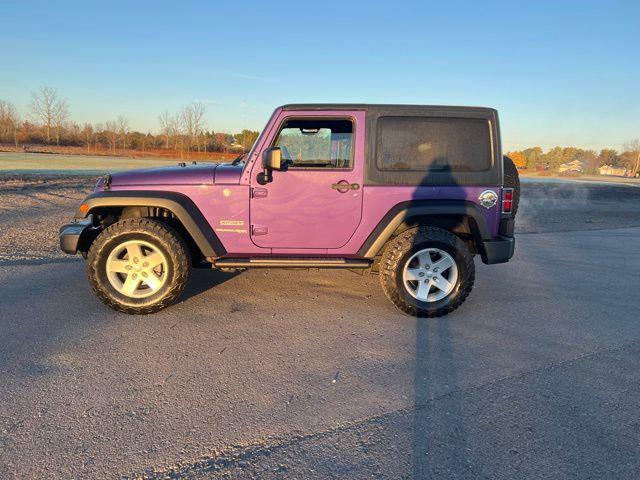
{"left": 478, "top": 190, "right": 498, "bottom": 209}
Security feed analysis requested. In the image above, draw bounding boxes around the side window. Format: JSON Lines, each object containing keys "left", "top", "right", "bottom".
{"left": 273, "top": 118, "right": 353, "bottom": 169}
{"left": 376, "top": 116, "right": 492, "bottom": 172}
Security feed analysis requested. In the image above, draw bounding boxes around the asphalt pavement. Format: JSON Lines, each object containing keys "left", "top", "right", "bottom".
{"left": 1, "top": 178, "right": 639, "bottom": 479}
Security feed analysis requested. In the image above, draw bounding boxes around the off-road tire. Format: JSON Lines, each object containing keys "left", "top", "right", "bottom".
{"left": 503, "top": 155, "right": 521, "bottom": 216}
{"left": 379, "top": 226, "right": 475, "bottom": 317}
{"left": 87, "top": 218, "right": 190, "bottom": 314}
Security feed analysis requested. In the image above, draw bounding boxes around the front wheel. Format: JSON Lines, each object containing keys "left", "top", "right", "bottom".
{"left": 87, "top": 218, "right": 191, "bottom": 314}
{"left": 379, "top": 226, "right": 475, "bottom": 317}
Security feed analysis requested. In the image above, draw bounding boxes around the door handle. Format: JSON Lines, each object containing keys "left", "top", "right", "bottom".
{"left": 331, "top": 181, "right": 360, "bottom": 192}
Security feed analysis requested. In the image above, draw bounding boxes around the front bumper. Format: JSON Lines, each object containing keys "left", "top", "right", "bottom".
{"left": 481, "top": 236, "right": 515, "bottom": 264}
{"left": 59, "top": 215, "right": 100, "bottom": 255}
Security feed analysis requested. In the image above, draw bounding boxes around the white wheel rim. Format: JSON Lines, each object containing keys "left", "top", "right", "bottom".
{"left": 402, "top": 248, "right": 458, "bottom": 302}
{"left": 105, "top": 240, "right": 168, "bottom": 299}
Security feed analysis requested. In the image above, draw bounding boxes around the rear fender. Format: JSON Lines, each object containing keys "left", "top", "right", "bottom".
{"left": 357, "top": 200, "right": 492, "bottom": 259}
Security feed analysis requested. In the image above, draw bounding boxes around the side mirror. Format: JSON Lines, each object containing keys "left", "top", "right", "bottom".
{"left": 264, "top": 147, "right": 285, "bottom": 171}
{"left": 258, "top": 147, "right": 290, "bottom": 184}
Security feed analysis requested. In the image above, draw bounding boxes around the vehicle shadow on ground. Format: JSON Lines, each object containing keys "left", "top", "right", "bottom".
{"left": 0, "top": 263, "right": 239, "bottom": 373}
{"left": 409, "top": 164, "right": 470, "bottom": 477}
{"left": 179, "top": 268, "right": 240, "bottom": 303}
{"left": 413, "top": 318, "right": 468, "bottom": 477}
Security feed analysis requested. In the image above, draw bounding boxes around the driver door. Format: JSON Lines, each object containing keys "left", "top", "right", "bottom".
{"left": 250, "top": 111, "right": 365, "bottom": 250}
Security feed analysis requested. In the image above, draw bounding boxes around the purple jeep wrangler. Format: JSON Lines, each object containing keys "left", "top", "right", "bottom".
{"left": 60, "top": 104, "right": 517, "bottom": 317}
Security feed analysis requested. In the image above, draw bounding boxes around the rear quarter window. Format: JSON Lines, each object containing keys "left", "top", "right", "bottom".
{"left": 376, "top": 116, "right": 492, "bottom": 172}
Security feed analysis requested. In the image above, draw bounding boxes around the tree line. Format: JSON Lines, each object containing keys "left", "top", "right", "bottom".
{"left": 506, "top": 144, "right": 640, "bottom": 177}
{"left": 0, "top": 86, "right": 259, "bottom": 156}
{"left": 1, "top": 86, "right": 638, "bottom": 175}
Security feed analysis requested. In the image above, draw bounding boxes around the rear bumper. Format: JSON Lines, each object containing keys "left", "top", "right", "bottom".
{"left": 59, "top": 215, "right": 99, "bottom": 255}
{"left": 481, "top": 236, "right": 515, "bottom": 264}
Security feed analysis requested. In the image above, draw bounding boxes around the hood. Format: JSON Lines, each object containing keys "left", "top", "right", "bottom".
{"left": 213, "top": 163, "right": 244, "bottom": 184}
{"left": 102, "top": 162, "right": 242, "bottom": 187}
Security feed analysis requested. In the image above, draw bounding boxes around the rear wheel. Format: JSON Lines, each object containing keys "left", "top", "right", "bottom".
{"left": 379, "top": 226, "right": 475, "bottom": 317}
{"left": 87, "top": 218, "right": 190, "bottom": 314}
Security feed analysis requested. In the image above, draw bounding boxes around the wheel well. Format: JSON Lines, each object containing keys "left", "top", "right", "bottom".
{"left": 391, "top": 214, "right": 482, "bottom": 254}
{"left": 367, "top": 214, "right": 482, "bottom": 274}
{"left": 88, "top": 206, "right": 205, "bottom": 265}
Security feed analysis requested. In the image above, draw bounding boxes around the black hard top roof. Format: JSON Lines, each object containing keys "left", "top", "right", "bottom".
{"left": 281, "top": 103, "right": 497, "bottom": 114}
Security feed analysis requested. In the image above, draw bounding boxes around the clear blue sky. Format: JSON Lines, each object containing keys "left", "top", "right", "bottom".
{"left": 2, "top": 0, "right": 638, "bottom": 151}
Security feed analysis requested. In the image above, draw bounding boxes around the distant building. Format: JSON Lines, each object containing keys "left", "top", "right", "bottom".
{"left": 599, "top": 165, "right": 628, "bottom": 176}
{"left": 559, "top": 160, "right": 584, "bottom": 173}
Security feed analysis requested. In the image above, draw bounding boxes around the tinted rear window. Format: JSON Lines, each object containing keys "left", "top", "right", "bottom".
{"left": 376, "top": 116, "right": 492, "bottom": 172}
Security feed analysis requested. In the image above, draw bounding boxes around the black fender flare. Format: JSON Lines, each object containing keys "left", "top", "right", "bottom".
{"left": 78, "top": 190, "right": 226, "bottom": 257}
{"left": 357, "top": 200, "right": 492, "bottom": 259}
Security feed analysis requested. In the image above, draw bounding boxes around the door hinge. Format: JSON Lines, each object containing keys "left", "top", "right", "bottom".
{"left": 252, "top": 225, "right": 268, "bottom": 236}
{"left": 252, "top": 187, "right": 268, "bottom": 198}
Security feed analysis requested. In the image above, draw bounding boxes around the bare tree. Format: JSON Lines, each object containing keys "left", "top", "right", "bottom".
{"left": 171, "top": 112, "right": 182, "bottom": 151}
{"left": 181, "top": 102, "right": 206, "bottom": 152}
{"left": 180, "top": 106, "right": 195, "bottom": 152}
{"left": 140, "top": 133, "right": 147, "bottom": 156}
{"left": 158, "top": 110, "right": 172, "bottom": 149}
{"left": 30, "top": 86, "right": 67, "bottom": 144}
{"left": 69, "top": 122, "right": 82, "bottom": 145}
{"left": 82, "top": 123, "right": 94, "bottom": 154}
{"left": 105, "top": 120, "right": 118, "bottom": 155}
{"left": 624, "top": 139, "right": 640, "bottom": 177}
{"left": 116, "top": 115, "right": 130, "bottom": 149}
{"left": 53, "top": 98, "right": 69, "bottom": 146}
{"left": 94, "top": 122, "right": 104, "bottom": 152}
{"left": 0, "top": 100, "right": 20, "bottom": 147}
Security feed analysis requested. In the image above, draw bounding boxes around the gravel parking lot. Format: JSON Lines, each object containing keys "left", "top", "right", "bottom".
{"left": 1, "top": 175, "right": 639, "bottom": 479}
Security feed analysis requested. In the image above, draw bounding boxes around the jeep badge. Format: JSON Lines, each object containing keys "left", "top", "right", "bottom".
{"left": 478, "top": 190, "right": 498, "bottom": 209}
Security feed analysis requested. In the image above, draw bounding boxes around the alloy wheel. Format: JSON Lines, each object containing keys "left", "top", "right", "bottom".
{"left": 105, "top": 240, "right": 168, "bottom": 298}
{"left": 402, "top": 248, "right": 458, "bottom": 302}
